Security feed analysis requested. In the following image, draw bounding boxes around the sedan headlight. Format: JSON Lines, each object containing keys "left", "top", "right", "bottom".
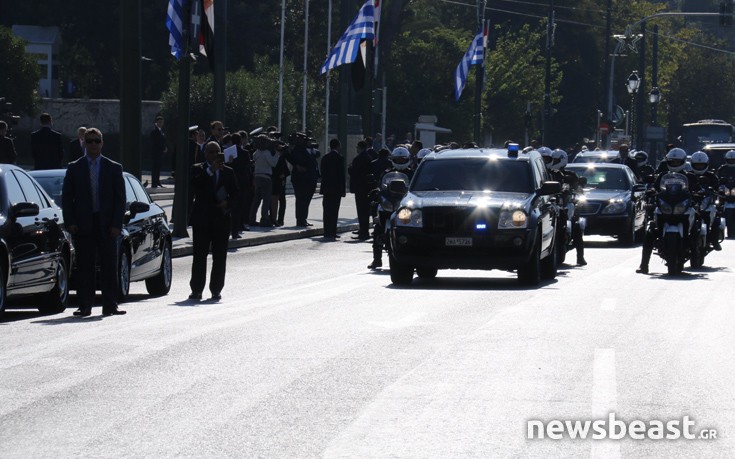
{"left": 498, "top": 209, "right": 528, "bottom": 229}
{"left": 601, "top": 200, "right": 626, "bottom": 214}
{"left": 396, "top": 208, "right": 422, "bottom": 227}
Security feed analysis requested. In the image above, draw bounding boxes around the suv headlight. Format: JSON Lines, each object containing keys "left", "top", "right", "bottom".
{"left": 601, "top": 200, "right": 626, "bottom": 214}
{"left": 397, "top": 208, "right": 422, "bottom": 227}
{"left": 498, "top": 209, "right": 527, "bottom": 229}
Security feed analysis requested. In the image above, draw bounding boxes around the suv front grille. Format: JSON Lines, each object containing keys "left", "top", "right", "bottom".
{"left": 422, "top": 207, "right": 495, "bottom": 235}
{"left": 576, "top": 202, "right": 601, "bottom": 215}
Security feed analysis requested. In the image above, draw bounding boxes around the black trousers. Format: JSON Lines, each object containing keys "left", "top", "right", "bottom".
{"left": 152, "top": 152, "right": 163, "bottom": 186}
{"left": 74, "top": 216, "right": 119, "bottom": 310}
{"left": 190, "top": 219, "right": 231, "bottom": 296}
{"left": 294, "top": 181, "right": 316, "bottom": 224}
{"left": 322, "top": 194, "right": 342, "bottom": 237}
{"left": 355, "top": 191, "right": 371, "bottom": 237}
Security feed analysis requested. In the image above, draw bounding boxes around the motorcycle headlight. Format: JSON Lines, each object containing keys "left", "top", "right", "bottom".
{"left": 396, "top": 208, "right": 422, "bottom": 227}
{"left": 498, "top": 209, "right": 528, "bottom": 229}
{"left": 658, "top": 200, "right": 673, "bottom": 214}
{"left": 673, "top": 200, "right": 689, "bottom": 215}
{"left": 601, "top": 200, "right": 626, "bottom": 214}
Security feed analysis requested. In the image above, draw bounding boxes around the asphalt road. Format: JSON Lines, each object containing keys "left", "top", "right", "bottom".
{"left": 1, "top": 235, "right": 734, "bottom": 457}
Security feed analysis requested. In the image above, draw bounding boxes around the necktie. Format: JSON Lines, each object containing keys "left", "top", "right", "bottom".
{"left": 89, "top": 159, "right": 98, "bottom": 211}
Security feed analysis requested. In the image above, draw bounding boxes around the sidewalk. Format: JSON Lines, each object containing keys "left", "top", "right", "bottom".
{"left": 144, "top": 174, "right": 361, "bottom": 258}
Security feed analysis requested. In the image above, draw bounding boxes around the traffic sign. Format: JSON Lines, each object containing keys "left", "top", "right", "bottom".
{"left": 611, "top": 105, "right": 625, "bottom": 126}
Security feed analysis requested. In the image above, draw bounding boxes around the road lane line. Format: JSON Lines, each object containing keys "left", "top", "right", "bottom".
{"left": 590, "top": 348, "right": 620, "bottom": 459}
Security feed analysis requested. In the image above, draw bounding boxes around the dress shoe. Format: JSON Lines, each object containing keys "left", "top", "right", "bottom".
{"left": 352, "top": 234, "right": 370, "bottom": 241}
{"left": 368, "top": 260, "right": 382, "bottom": 270}
{"left": 210, "top": 293, "right": 222, "bottom": 301}
{"left": 231, "top": 233, "right": 242, "bottom": 239}
{"left": 636, "top": 265, "right": 649, "bottom": 274}
{"left": 242, "top": 225, "right": 250, "bottom": 231}
{"left": 713, "top": 240, "right": 722, "bottom": 251}
{"left": 102, "top": 308, "right": 126, "bottom": 316}
{"left": 577, "top": 257, "right": 587, "bottom": 266}
{"left": 188, "top": 293, "right": 202, "bottom": 300}
{"left": 305, "top": 222, "right": 314, "bottom": 227}
{"left": 73, "top": 308, "right": 92, "bottom": 317}
{"left": 276, "top": 220, "right": 284, "bottom": 226}
{"left": 296, "top": 221, "right": 308, "bottom": 227}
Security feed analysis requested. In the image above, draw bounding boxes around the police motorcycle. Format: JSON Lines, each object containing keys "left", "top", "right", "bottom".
{"left": 367, "top": 147, "right": 412, "bottom": 270}
{"left": 651, "top": 171, "right": 705, "bottom": 275}
{"left": 717, "top": 150, "right": 735, "bottom": 238}
{"left": 688, "top": 151, "right": 723, "bottom": 265}
{"left": 546, "top": 149, "right": 586, "bottom": 264}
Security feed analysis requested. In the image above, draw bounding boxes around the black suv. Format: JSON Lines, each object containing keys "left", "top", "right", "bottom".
{"left": 387, "top": 149, "right": 561, "bottom": 285}
{"left": 0, "top": 165, "right": 74, "bottom": 315}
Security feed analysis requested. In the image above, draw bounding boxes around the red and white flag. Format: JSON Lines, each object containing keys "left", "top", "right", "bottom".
{"left": 199, "top": 0, "right": 215, "bottom": 70}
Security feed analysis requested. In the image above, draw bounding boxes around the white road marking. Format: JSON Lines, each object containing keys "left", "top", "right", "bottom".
{"left": 590, "top": 348, "right": 620, "bottom": 459}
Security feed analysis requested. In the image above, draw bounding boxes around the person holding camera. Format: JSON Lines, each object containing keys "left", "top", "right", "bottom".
{"left": 188, "top": 141, "right": 239, "bottom": 301}
{"left": 248, "top": 134, "right": 281, "bottom": 227}
{"left": 286, "top": 132, "right": 320, "bottom": 227}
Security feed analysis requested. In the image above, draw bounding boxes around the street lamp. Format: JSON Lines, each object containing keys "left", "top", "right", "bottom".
{"left": 649, "top": 86, "right": 661, "bottom": 126}
{"left": 626, "top": 71, "right": 640, "bottom": 147}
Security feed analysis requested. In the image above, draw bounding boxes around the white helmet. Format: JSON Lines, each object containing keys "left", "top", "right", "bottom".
{"left": 634, "top": 150, "right": 648, "bottom": 167}
{"left": 690, "top": 151, "right": 709, "bottom": 175}
{"left": 538, "top": 146, "right": 553, "bottom": 169}
{"left": 391, "top": 146, "right": 411, "bottom": 171}
{"left": 416, "top": 148, "right": 432, "bottom": 163}
{"left": 551, "top": 149, "right": 568, "bottom": 171}
{"left": 665, "top": 148, "right": 687, "bottom": 172}
{"left": 725, "top": 150, "right": 735, "bottom": 167}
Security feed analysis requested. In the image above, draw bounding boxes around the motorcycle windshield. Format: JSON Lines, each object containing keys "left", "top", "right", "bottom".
{"left": 381, "top": 171, "right": 409, "bottom": 190}
{"left": 659, "top": 173, "right": 689, "bottom": 193}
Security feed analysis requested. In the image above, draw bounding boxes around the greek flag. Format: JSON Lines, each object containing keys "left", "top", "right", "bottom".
{"left": 454, "top": 31, "right": 484, "bottom": 101}
{"left": 321, "top": 0, "right": 375, "bottom": 74}
{"left": 166, "top": 0, "right": 185, "bottom": 60}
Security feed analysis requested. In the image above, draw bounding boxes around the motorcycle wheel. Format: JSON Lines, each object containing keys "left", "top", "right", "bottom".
{"left": 664, "top": 232, "right": 681, "bottom": 276}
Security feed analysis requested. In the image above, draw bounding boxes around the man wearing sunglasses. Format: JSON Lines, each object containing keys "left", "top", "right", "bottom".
{"left": 62, "top": 128, "right": 127, "bottom": 317}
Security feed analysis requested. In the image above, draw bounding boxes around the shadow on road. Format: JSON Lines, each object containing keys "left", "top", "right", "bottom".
{"left": 385, "top": 276, "right": 558, "bottom": 291}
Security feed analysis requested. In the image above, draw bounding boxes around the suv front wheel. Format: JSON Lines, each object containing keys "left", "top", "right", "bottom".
{"left": 518, "top": 237, "right": 541, "bottom": 286}
{"left": 389, "top": 251, "right": 414, "bottom": 285}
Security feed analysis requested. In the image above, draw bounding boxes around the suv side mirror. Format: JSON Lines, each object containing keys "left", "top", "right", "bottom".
{"left": 387, "top": 180, "right": 408, "bottom": 195}
{"left": 128, "top": 201, "right": 150, "bottom": 216}
{"left": 9, "top": 202, "right": 40, "bottom": 219}
{"left": 538, "top": 181, "right": 562, "bottom": 196}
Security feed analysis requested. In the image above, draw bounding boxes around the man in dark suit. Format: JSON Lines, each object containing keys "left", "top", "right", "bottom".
{"left": 150, "top": 115, "right": 167, "bottom": 188}
{"left": 348, "top": 140, "right": 374, "bottom": 239}
{"left": 68, "top": 126, "right": 86, "bottom": 164}
{"left": 62, "top": 128, "right": 126, "bottom": 317}
{"left": 189, "top": 141, "right": 239, "bottom": 301}
{"left": 0, "top": 121, "right": 17, "bottom": 164}
{"left": 31, "top": 113, "right": 64, "bottom": 170}
{"left": 320, "top": 138, "right": 346, "bottom": 239}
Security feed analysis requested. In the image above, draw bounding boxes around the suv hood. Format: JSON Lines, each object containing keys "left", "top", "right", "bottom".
{"left": 404, "top": 191, "right": 532, "bottom": 208}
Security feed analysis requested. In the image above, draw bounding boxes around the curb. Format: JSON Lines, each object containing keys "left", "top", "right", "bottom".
{"left": 171, "top": 223, "right": 361, "bottom": 258}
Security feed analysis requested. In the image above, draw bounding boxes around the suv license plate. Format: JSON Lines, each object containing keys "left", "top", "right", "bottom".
{"left": 445, "top": 237, "right": 473, "bottom": 247}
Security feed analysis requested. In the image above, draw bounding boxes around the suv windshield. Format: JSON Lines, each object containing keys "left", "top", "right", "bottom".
{"left": 412, "top": 158, "right": 532, "bottom": 193}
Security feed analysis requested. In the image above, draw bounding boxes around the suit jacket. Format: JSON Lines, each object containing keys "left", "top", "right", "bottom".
{"left": 188, "top": 162, "right": 239, "bottom": 227}
{"left": 31, "top": 126, "right": 64, "bottom": 170}
{"left": 150, "top": 127, "right": 167, "bottom": 156}
{"left": 62, "top": 155, "right": 126, "bottom": 236}
{"left": 348, "top": 150, "right": 373, "bottom": 194}
{"left": 319, "top": 150, "right": 346, "bottom": 197}
{"left": 0, "top": 135, "right": 17, "bottom": 164}
{"left": 68, "top": 138, "right": 85, "bottom": 164}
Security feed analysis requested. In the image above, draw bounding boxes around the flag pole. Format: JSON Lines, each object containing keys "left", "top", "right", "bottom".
{"left": 302, "top": 0, "right": 310, "bottom": 132}
{"left": 325, "top": 0, "right": 332, "bottom": 150}
{"left": 172, "top": 0, "right": 192, "bottom": 238}
{"left": 278, "top": 0, "right": 286, "bottom": 131}
{"left": 473, "top": 0, "right": 486, "bottom": 144}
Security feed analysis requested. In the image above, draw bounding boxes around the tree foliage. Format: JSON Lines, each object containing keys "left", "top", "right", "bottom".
{"left": 0, "top": 26, "right": 40, "bottom": 115}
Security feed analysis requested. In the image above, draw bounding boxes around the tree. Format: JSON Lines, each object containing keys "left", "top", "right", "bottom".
{"left": 0, "top": 26, "right": 40, "bottom": 115}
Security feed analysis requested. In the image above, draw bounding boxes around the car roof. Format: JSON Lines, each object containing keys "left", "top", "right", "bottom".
{"left": 575, "top": 150, "right": 620, "bottom": 157}
{"left": 702, "top": 143, "right": 735, "bottom": 151}
{"left": 29, "top": 168, "right": 137, "bottom": 180}
{"left": 424, "top": 148, "right": 537, "bottom": 162}
{"left": 567, "top": 163, "right": 629, "bottom": 170}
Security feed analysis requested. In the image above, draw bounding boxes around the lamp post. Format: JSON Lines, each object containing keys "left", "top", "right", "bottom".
{"left": 649, "top": 86, "right": 660, "bottom": 126}
{"left": 626, "top": 70, "right": 640, "bottom": 147}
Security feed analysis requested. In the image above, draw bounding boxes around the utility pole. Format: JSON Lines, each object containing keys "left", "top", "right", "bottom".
{"left": 603, "top": 0, "right": 612, "bottom": 127}
{"left": 120, "top": 0, "right": 141, "bottom": 177}
{"left": 651, "top": 25, "right": 659, "bottom": 127}
{"left": 542, "top": 0, "right": 554, "bottom": 146}
{"left": 214, "top": 0, "right": 227, "bottom": 121}
{"left": 338, "top": 0, "right": 350, "bottom": 153}
{"left": 302, "top": 0, "right": 310, "bottom": 131}
{"left": 474, "top": 0, "right": 486, "bottom": 144}
{"left": 635, "top": 22, "right": 646, "bottom": 150}
{"left": 172, "top": 1, "right": 193, "bottom": 239}
{"left": 362, "top": 40, "right": 374, "bottom": 137}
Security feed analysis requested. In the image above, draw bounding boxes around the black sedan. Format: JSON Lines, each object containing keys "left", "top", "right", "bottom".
{"left": 0, "top": 165, "right": 74, "bottom": 315}
{"left": 30, "top": 169, "right": 173, "bottom": 301}
{"left": 566, "top": 163, "right": 646, "bottom": 245}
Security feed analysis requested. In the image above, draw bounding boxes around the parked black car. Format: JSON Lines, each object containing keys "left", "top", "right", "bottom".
{"left": 30, "top": 169, "right": 173, "bottom": 301}
{"left": 566, "top": 163, "right": 646, "bottom": 245}
{"left": 388, "top": 149, "right": 561, "bottom": 286}
{"left": 0, "top": 165, "right": 74, "bottom": 315}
